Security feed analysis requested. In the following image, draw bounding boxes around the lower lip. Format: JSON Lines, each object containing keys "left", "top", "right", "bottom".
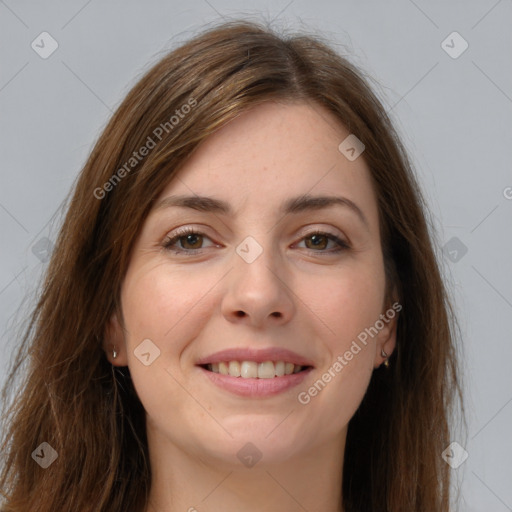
{"left": 198, "top": 366, "right": 313, "bottom": 398}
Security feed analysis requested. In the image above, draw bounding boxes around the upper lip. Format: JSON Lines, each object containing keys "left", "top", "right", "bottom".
{"left": 196, "top": 347, "right": 315, "bottom": 367}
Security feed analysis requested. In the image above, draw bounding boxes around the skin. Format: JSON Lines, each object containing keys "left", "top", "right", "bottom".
{"left": 104, "top": 101, "right": 397, "bottom": 512}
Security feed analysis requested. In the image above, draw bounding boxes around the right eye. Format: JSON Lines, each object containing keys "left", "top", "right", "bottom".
{"left": 162, "top": 227, "right": 217, "bottom": 255}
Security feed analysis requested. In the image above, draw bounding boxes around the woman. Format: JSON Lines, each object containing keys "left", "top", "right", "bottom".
{"left": 0, "top": 20, "right": 463, "bottom": 512}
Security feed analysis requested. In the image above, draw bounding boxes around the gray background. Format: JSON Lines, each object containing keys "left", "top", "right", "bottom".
{"left": 1, "top": 1, "right": 511, "bottom": 510}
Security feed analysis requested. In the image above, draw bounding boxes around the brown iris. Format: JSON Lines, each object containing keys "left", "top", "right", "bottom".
{"left": 180, "top": 233, "right": 203, "bottom": 250}
{"left": 304, "top": 234, "right": 328, "bottom": 250}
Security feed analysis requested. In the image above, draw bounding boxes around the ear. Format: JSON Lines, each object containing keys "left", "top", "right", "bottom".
{"left": 102, "top": 312, "right": 128, "bottom": 366}
{"left": 373, "top": 301, "right": 400, "bottom": 369}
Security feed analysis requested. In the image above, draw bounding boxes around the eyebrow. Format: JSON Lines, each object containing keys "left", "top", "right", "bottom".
{"left": 154, "top": 194, "right": 369, "bottom": 228}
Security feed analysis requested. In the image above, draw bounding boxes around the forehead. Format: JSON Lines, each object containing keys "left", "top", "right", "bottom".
{"left": 158, "top": 101, "right": 379, "bottom": 224}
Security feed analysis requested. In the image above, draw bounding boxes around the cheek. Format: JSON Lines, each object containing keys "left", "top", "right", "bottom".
{"left": 118, "top": 263, "right": 221, "bottom": 434}
{"left": 299, "top": 257, "right": 386, "bottom": 351}
{"left": 120, "top": 262, "right": 220, "bottom": 348}
{"left": 292, "top": 258, "right": 384, "bottom": 431}
{"left": 300, "top": 353, "right": 374, "bottom": 443}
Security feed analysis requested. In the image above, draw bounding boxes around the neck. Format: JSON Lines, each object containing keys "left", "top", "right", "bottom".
{"left": 144, "top": 425, "right": 346, "bottom": 512}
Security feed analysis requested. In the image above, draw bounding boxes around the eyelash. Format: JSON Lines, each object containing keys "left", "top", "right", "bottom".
{"left": 162, "top": 227, "right": 350, "bottom": 256}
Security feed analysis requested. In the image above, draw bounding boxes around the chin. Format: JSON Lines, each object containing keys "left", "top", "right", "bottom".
{"left": 194, "top": 416, "right": 312, "bottom": 467}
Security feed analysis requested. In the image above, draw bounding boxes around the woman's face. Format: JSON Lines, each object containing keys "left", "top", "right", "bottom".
{"left": 108, "top": 101, "right": 396, "bottom": 467}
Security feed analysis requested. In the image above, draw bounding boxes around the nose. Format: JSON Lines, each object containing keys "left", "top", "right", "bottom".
{"left": 220, "top": 241, "right": 296, "bottom": 329}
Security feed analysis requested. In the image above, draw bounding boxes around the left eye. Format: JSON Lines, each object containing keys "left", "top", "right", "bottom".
{"left": 296, "top": 232, "right": 348, "bottom": 252}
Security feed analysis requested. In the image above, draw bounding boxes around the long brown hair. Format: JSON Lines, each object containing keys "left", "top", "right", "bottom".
{"left": 0, "top": 20, "right": 463, "bottom": 511}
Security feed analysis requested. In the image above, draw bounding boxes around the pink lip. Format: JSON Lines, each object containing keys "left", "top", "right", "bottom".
{"left": 196, "top": 347, "right": 315, "bottom": 367}
{"left": 198, "top": 366, "right": 313, "bottom": 398}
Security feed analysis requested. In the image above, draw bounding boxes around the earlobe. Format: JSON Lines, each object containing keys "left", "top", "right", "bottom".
{"left": 374, "top": 304, "right": 399, "bottom": 368}
{"left": 103, "top": 312, "right": 128, "bottom": 366}
{"left": 380, "top": 348, "right": 390, "bottom": 368}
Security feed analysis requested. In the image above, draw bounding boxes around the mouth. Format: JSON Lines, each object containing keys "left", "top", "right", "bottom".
{"left": 200, "top": 360, "right": 312, "bottom": 378}
{"left": 196, "top": 348, "right": 314, "bottom": 398}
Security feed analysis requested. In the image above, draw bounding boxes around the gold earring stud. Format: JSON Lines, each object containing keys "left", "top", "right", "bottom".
{"left": 381, "top": 348, "right": 390, "bottom": 368}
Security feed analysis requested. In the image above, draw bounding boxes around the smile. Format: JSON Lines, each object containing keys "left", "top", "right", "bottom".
{"left": 204, "top": 360, "right": 307, "bottom": 378}
{"left": 196, "top": 347, "right": 314, "bottom": 397}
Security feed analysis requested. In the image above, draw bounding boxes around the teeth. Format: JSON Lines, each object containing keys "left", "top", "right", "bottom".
{"left": 208, "top": 360, "right": 305, "bottom": 378}
{"left": 240, "top": 361, "right": 258, "bottom": 378}
{"left": 228, "top": 361, "right": 241, "bottom": 377}
{"left": 218, "top": 361, "right": 229, "bottom": 375}
{"left": 258, "top": 361, "right": 275, "bottom": 379}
